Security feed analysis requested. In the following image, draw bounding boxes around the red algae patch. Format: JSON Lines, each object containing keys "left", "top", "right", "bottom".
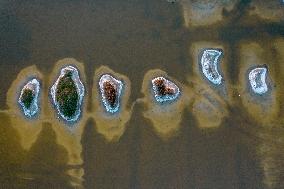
{"left": 151, "top": 76, "right": 180, "bottom": 103}
{"left": 99, "top": 74, "right": 123, "bottom": 114}
{"left": 139, "top": 69, "right": 191, "bottom": 139}
{"left": 92, "top": 66, "right": 132, "bottom": 142}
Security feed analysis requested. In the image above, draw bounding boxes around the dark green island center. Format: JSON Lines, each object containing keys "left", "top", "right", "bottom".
{"left": 55, "top": 72, "right": 79, "bottom": 119}
{"left": 20, "top": 89, "right": 35, "bottom": 109}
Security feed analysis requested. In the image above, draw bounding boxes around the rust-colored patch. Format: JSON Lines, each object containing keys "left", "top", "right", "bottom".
{"left": 154, "top": 79, "right": 174, "bottom": 96}
{"left": 103, "top": 81, "right": 117, "bottom": 108}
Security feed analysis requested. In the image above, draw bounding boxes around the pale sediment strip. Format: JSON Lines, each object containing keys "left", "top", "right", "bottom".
{"left": 6, "top": 65, "right": 44, "bottom": 151}
{"left": 190, "top": 80, "right": 229, "bottom": 128}
{"left": 237, "top": 42, "right": 279, "bottom": 127}
{"left": 92, "top": 66, "right": 133, "bottom": 142}
{"left": 180, "top": 0, "right": 237, "bottom": 27}
{"left": 272, "top": 38, "right": 284, "bottom": 123}
{"left": 46, "top": 58, "right": 89, "bottom": 188}
{"left": 249, "top": 1, "right": 284, "bottom": 22}
{"left": 138, "top": 69, "right": 191, "bottom": 139}
{"left": 258, "top": 38, "right": 284, "bottom": 189}
{"left": 258, "top": 127, "right": 284, "bottom": 189}
{"left": 188, "top": 41, "right": 231, "bottom": 128}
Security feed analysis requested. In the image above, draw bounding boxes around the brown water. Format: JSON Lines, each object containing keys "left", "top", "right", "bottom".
{"left": 0, "top": 0, "right": 284, "bottom": 188}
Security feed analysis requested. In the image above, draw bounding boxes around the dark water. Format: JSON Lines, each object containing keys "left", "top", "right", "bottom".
{"left": 0, "top": 0, "right": 284, "bottom": 188}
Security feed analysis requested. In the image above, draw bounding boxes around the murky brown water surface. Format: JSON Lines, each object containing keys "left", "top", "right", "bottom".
{"left": 0, "top": 0, "right": 284, "bottom": 188}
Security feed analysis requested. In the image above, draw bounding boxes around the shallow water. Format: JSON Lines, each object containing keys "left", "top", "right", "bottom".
{"left": 0, "top": 0, "right": 284, "bottom": 188}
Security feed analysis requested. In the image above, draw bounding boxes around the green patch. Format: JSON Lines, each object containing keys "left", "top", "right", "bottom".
{"left": 56, "top": 72, "right": 79, "bottom": 118}
{"left": 21, "top": 89, "right": 34, "bottom": 109}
